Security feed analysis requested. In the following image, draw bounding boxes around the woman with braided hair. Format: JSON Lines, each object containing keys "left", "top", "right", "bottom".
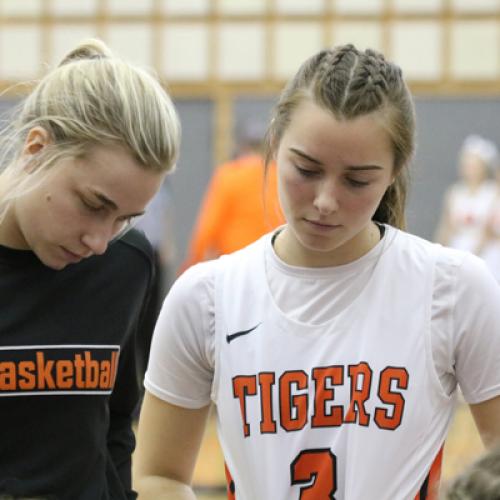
{"left": 135, "top": 44, "right": 500, "bottom": 499}
{"left": 0, "top": 38, "right": 180, "bottom": 498}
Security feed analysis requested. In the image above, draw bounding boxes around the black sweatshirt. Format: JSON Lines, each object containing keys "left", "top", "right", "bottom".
{"left": 0, "top": 229, "right": 154, "bottom": 500}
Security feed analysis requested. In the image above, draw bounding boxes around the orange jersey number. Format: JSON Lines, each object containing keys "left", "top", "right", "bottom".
{"left": 291, "top": 448, "right": 337, "bottom": 499}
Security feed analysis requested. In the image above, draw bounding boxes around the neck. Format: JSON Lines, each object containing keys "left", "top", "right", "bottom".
{"left": 0, "top": 169, "right": 31, "bottom": 249}
{"left": 0, "top": 201, "right": 27, "bottom": 251}
{"left": 274, "top": 222, "right": 381, "bottom": 268}
{"left": 465, "top": 180, "right": 485, "bottom": 193}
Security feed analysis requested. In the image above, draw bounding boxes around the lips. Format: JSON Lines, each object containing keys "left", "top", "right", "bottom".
{"left": 304, "top": 219, "right": 341, "bottom": 229}
{"left": 60, "top": 246, "right": 85, "bottom": 263}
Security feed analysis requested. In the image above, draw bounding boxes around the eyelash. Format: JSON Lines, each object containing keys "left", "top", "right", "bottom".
{"left": 118, "top": 215, "right": 134, "bottom": 225}
{"left": 81, "top": 197, "right": 136, "bottom": 230}
{"left": 347, "top": 179, "right": 370, "bottom": 188}
{"left": 295, "top": 165, "right": 318, "bottom": 178}
{"left": 295, "top": 165, "right": 370, "bottom": 188}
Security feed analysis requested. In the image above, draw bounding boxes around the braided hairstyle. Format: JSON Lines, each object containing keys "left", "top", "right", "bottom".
{"left": 265, "top": 44, "right": 415, "bottom": 229}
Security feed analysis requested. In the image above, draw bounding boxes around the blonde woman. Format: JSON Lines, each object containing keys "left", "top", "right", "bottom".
{"left": 0, "top": 39, "right": 179, "bottom": 498}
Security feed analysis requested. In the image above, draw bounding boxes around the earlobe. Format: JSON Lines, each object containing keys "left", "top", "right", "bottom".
{"left": 22, "top": 126, "right": 51, "bottom": 157}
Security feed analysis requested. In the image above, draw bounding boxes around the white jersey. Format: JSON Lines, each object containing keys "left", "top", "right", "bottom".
{"left": 146, "top": 226, "right": 500, "bottom": 500}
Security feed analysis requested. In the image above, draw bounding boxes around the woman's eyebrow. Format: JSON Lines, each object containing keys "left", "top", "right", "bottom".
{"left": 346, "top": 165, "right": 383, "bottom": 171}
{"left": 289, "top": 147, "right": 323, "bottom": 166}
{"left": 289, "top": 147, "right": 383, "bottom": 171}
{"left": 90, "top": 190, "right": 118, "bottom": 210}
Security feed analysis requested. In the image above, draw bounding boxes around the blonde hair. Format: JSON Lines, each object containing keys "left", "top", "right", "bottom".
{"left": 0, "top": 38, "right": 180, "bottom": 218}
{"left": 265, "top": 44, "right": 415, "bottom": 229}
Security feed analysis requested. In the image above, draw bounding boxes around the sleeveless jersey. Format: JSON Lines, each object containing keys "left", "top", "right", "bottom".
{"left": 212, "top": 229, "right": 452, "bottom": 500}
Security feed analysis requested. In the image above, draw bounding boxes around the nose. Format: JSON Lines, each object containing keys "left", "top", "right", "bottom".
{"left": 81, "top": 227, "right": 111, "bottom": 256}
{"left": 313, "top": 179, "right": 339, "bottom": 216}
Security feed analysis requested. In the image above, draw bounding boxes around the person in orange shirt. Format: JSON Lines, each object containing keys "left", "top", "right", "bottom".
{"left": 182, "top": 119, "right": 284, "bottom": 269}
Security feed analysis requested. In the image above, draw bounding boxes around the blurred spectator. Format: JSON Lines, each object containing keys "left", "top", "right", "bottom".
{"left": 476, "top": 159, "right": 500, "bottom": 282}
{"left": 435, "top": 135, "right": 498, "bottom": 253}
{"left": 446, "top": 445, "right": 500, "bottom": 499}
{"left": 181, "top": 118, "right": 284, "bottom": 271}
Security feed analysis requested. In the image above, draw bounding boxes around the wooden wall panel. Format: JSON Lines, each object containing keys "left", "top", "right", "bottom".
{"left": 0, "top": 0, "right": 497, "bottom": 163}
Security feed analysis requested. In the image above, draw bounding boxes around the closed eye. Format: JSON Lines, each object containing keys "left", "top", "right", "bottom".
{"left": 81, "top": 198, "right": 106, "bottom": 213}
{"left": 295, "top": 165, "right": 319, "bottom": 178}
{"left": 346, "top": 178, "right": 370, "bottom": 188}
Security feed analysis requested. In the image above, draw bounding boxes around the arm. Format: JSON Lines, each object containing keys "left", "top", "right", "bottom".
{"left": 469, "top": 395, "right": 500, "bottom": 448}
{"left": 134, "top": 261, "right": 215, "bottom": 498}
{"left": 133, "top": 391, "right": 211, "bottom": 499}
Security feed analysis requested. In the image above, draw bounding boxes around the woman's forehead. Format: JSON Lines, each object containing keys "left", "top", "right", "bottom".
{"left": 280, "top": 102, "right": 393, "bottom": 164}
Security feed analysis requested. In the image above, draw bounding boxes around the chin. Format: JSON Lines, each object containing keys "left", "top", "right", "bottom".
{"left": 35, "top": 249, "right": 68, "bottom": 271}
{"left": 42, "top": 258, "right": 68, "bottom": 271}
{"left": 299, "top": 232, "right": 345, "bottom": 251}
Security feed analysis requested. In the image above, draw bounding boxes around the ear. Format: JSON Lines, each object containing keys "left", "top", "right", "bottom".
{"left": 22, "top": 126, "right": 51, "bottom": 157}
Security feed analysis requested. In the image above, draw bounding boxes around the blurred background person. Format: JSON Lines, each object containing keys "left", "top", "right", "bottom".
{"left": 446, "top": 445, "right": 500, "bottom": 500}
{"left": 476, "top": 158, "right": 500, "bottom": 283}
{"left": 435, "top": 135, "right": 498, "bottom": 253}
{"left": 180, "top": 118, "right": 284, "bottom": 272}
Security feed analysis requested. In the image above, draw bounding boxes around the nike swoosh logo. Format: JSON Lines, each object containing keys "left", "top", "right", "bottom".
{"left": 226, "top": 323, "right": 261, "bottom": 344}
